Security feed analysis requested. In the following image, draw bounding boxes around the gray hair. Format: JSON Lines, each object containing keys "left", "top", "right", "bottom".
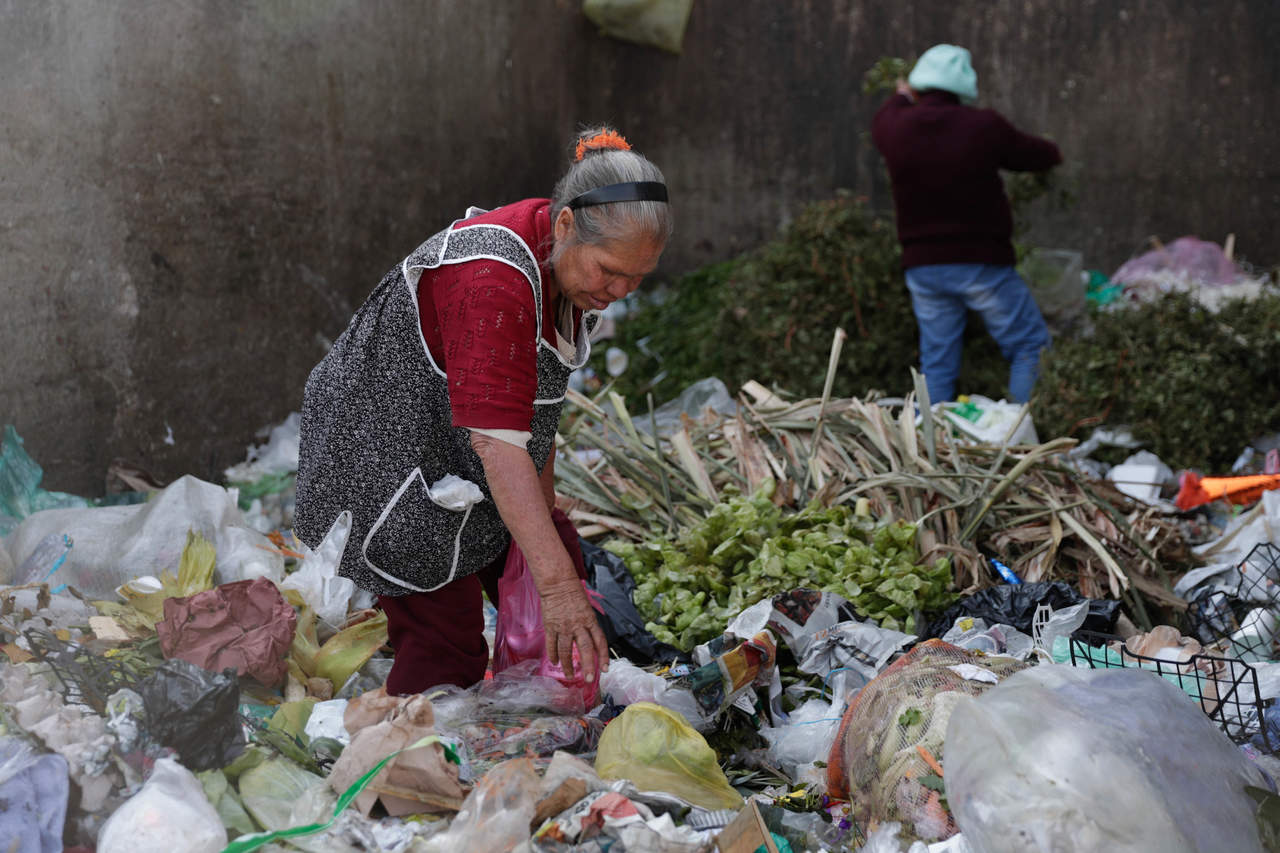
{"left": 549, "top": 126, "right": 672, "bottom": 263}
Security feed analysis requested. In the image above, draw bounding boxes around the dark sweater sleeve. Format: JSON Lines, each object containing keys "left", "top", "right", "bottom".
{"left": 990, "top": 111, "right": 1063, "bottom": 172}
{"left": 871, "top": 94, "right": 913, "bottom": 152}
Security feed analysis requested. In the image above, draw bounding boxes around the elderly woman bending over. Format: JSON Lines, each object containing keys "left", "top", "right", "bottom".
{"left": 294, "top": 127, "right": 670, "bottom": 694}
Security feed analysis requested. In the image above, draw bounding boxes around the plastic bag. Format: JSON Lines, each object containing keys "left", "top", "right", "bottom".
{"left": 223, "top": 411, "right": 302, "bottom": 483}
{"left": 138, "top": 658, "right": 244, "bottom": 771}
{"left": 598, "top": 658, "right": 710, "bottom": 731}
{"left": 827, "top": 640, "right": 1029, "bottom": 844}
{"left": 237, "top": 757, "right": 329, "bottom": 834}
{"left": 924, "top": 581, "right": 1119, "bottom": 639}
{"left": 582, "top": 540, "right": 686, "bottom": 664}
{"left": 945, "top": 665, "right": 1269, "bottom": 853}
{"left": 939, "top": 396, "right": 1038, "bottom": 446}
{"left": 4, "top": 474, "right": 283, "bottom": 599}
{"left": 595, "top": 702, "right": 743, "bottom": 810}
{"left": 582, "top": 0, "right": 694, "bottom": 54}
{"left": 493, "top": 542, "right": 601, "bottom": 709}
{"left": 280, "top": 510, "right": 356, "bottom": 631}
{"left": 1017, "top": 248, "right": 1084, "bottom": 334}
{"left": 759, "top": 697, "right": 841, "bottom": 780}
{"left": 421, "top": 757, "right": 540, "bottom": 853}
{"left": 97, "top": 757, "right": 226, "bottom": 853}
{"left": 0, "top": 737, "right": 69, "bottom": 853}
{"left": 939, "top": 618, "right": 1034, "bottom": 660}
{"left": 0, "top": 424, "right": 90, "bottom": 522}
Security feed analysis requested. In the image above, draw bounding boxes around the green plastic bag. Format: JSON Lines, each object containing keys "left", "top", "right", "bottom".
{"left": 582, "top": 0, "right": 694, "bottom": 54}
{"left": 595, "top": 702, "right": 742, "bottom": 810}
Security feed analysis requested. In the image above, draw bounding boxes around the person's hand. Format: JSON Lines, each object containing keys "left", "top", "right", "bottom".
{"left": 895, "top": 77, "right": 915, "bottom": 100}
{"left": 539, "top": 577, "right": 609, "bottom": 682}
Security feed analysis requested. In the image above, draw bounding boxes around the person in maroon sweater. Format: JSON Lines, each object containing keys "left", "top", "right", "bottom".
{"left": 872, "top": 44, "right": 1062, "bottom": 403}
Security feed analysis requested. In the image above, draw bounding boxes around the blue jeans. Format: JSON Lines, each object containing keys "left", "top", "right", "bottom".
{"left": 905, "top": 263, "right": 1050, "bottom": 404}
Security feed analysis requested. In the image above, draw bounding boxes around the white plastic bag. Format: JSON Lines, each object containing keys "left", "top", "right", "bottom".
{"left": 945, "top": 665, "right": 1269, "bottom": 853}
{"left": 281, "top": 510, "right": 355, "bottom": 630}
{"left": 97, "top": 757, "right": 226, "bottom": 853}
{"left": 599, "top": 659, "right": 711, "bottom": 731}
{"left": 759, "top": 697, "right": 841, "bottom": 780}
{"left": 5, "top": 475, "right": 283, "bottom": 599}
{"left": 223, "top": 411, "right": 302, "bottom": 483}
{"left": 939, "top": 396, "right": 1038, "bottom": 446}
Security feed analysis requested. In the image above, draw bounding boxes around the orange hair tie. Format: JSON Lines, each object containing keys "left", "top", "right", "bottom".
{"left": 575, "top": 130, "right": 631, "bottom": 162}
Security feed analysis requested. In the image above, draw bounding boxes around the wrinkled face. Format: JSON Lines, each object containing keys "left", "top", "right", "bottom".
{"left": 552, "top": 209, "right": 665, "bottom": 311}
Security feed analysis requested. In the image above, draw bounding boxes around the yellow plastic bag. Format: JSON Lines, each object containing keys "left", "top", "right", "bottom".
{"left": 582, "top": 0, "right": 694, "bottom": 55}
{"left": 594, "top": 702, "right": 742, "bottom": 810}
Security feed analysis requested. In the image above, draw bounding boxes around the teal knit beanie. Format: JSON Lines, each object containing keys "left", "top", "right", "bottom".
{"left": 908, "top": 44, "right": 978, "bottom": 104}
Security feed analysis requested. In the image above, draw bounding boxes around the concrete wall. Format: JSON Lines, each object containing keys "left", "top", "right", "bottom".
{"left": 2, "top": 0, "right": 1277, "bottom": 494}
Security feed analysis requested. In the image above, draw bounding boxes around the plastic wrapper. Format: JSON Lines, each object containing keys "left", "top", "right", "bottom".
{"left": 223, "top": 411, "right": 301, "bottom": 483}
{"left": 157, "top": 576, "right": 297, "bottom": 685}
{"left": 595, "top": 701, "right": 743, "bottom": 811}
{"left": 4, "top": 474, "right": 283, "bottom": 599}
{"left": 280, "top": 510, "right": 356, "bottom": 631}
{"left": 97, "top": 757, "right": 226, "bottom": 853}
{"left": 327, "top": 688, "right": 465, "bottom": 816}
{"left": 581, "top": 0, "right": 694, "bottom": 54}
{"left": 923, "top": 581, "right": 1119, "bottom": 639}
{"left": 420, "top": 757, "right": 540, "bottom": 853}
{"left": 945, "top": 665, "right": 1270, "bottom": 853}
{"left": 493, "top": 541, "right": 601, "bottom": 708}
{"left": 137, "top": 658, "right": 244, "bottom": 771}
{"left": 683, "top": 630, "right": 777, "bottom": 718}
{"left": 827, "top": 640, "right": 1029, "bottom": 844}
{"left": 583, "top": 540, "right": 686, "bottom": 665}
{"left": 0, "top": 737, "right": 69, "bottom": 853}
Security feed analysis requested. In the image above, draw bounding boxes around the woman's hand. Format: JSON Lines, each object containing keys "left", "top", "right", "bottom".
{"left": 538, "top": 576, "right": 609, "bottom": 682}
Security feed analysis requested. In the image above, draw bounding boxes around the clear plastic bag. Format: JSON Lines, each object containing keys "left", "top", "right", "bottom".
{"left": 594, "top": 701, "right": 742, "bottom": 810}
{"left": 97, "top": 757, "right": 226, "bottom": 853}
{"left": 420, "top": 757, "right": 540, "bottom": 853}
{"left": 945, "top": 665, "right": 1270, "bottom": 853}
{"left": 0, "top": 737, "right": 69, "bottom": 853}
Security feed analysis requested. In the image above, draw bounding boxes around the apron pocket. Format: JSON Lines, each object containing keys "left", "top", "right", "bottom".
{"left": 361, "top": 468, "right": 483, "bottom": 592}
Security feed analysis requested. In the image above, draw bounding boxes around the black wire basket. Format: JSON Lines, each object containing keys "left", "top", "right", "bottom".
{"left": 1186, "top": 543, "right": 1280, "bottom": 661}
{"left": 1069, "top": 628, "right": 1272, "bottom": 751}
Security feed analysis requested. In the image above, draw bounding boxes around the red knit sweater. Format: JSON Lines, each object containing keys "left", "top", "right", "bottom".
{"left": 416, "top": 199, "right": 577, "bottom": 431}
{"left": 872, "top": 91, "right": 1062, "bottom": 269}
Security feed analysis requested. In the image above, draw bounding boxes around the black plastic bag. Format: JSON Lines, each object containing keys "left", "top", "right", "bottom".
{"left": 923, "top": 581, "right": 1121, "bottom": 640}
{"left": 582, "top": 540, "right": 687, "bottom": 665}
{"left": 139, "top": 658, "right": 245, "bottom": 771}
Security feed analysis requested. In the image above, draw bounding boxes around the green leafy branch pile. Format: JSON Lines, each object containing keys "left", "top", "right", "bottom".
{"left": 1033, "top": 291, "right": 1280, "bottom": 471}
{"left": 606, "top": 483, "right": 955, "bottom": 649}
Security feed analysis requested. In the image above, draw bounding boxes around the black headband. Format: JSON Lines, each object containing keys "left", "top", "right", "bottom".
{"left": 567, "top": 181, "right": 669, "bottom": 210}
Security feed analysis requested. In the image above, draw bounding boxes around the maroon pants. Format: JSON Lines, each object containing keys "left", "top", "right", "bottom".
{"left": 379, "top": 508, "right": 586, "bottom": 695}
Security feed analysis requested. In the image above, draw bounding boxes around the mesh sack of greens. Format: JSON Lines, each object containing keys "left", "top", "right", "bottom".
{"left": 825, "top": 639, "right": 1029, "bottom": 845}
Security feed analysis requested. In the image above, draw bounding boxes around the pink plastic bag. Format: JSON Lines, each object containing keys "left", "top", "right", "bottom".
{"left": 492, "top": 542, "right": 602, "bottom": 708}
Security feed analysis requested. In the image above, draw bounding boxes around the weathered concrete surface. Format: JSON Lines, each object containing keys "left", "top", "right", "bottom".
{"left": 2, "top": 1, "right": 1277, "bottom": 493}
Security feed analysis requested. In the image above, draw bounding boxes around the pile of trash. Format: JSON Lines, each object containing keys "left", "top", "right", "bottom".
{"left": 3, "top": 389, "right": 1280, "bottom": 853}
